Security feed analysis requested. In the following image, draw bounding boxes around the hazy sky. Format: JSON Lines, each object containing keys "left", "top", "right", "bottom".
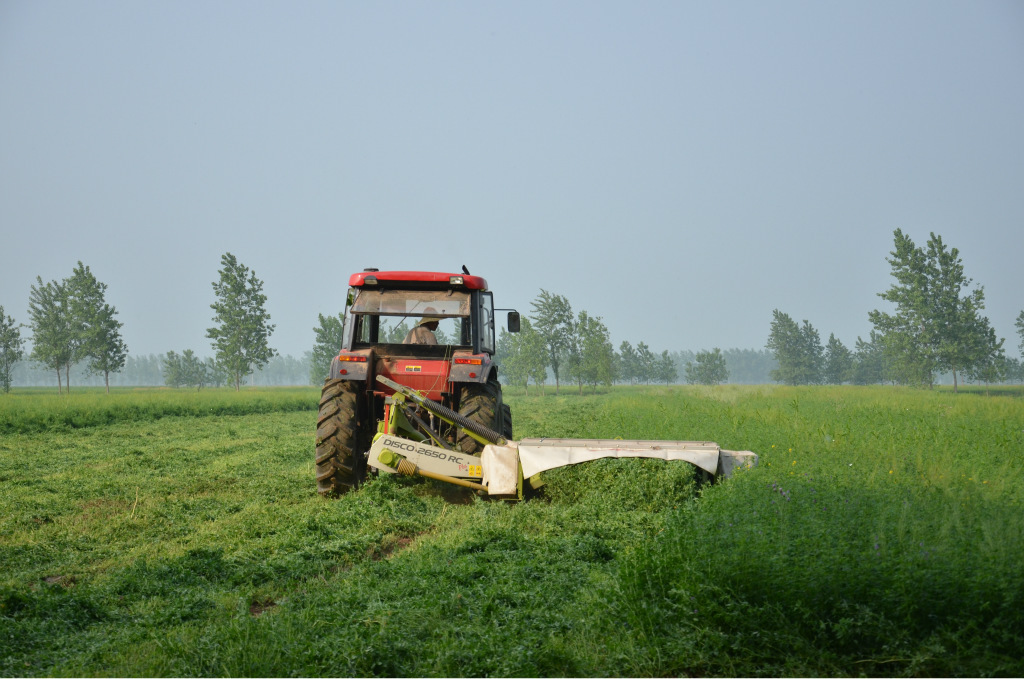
{"left": 2, "top": 1, "right": 1022, "bottom": 359}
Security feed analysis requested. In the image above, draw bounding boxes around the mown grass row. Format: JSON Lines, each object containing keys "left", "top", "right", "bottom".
{"left": 1, "top": 385, "right": 1022, "bottom": 676}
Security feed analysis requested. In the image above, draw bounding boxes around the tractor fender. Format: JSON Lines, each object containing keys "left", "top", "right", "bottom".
{"left": 329, "top": 349, "right": 373, "bottom": 381}
{"left": 448, "top": 357, "right": 496, "bottom": 385}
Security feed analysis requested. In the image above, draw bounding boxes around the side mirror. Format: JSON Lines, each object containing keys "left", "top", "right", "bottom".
{"left": 507, "top": 311, "right": 521, "bottom": 333}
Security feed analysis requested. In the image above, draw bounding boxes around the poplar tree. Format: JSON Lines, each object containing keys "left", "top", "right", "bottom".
{"left": 0, "top": 306, "right": 24, "bottom": 393}
{"left": 180, "top": 349, "right": 209, "bottom": 390}
{"left": 310, "top": 312, "right": 345, "bottom": 384}
{"left": 618, "top": 341, "right": 639, "bottom": 384}
{"left": 766, "top": 310, "right": 823, "bottom": 385}
{"left": 822, "top": 334, "right": 854, "bottom": 385}
{"left": 497, "top": 317, "right": 548, "bottom": 395}
{"left": 1016, "top": 310, "right": 1024, "bottom": 357}
{"left": 206, "top": 253, "right": 276, "bottom": 391}
{"left": 28, "top": 276, "right": 75, "bottom": 392}
{"left": 685, "top": 348, "right": 728, "bottom": 385}
{"left": 67, "top": 262, "right": 127, "bottom": 393}
{"left": 869, "top": 230, "right": 1003, "bottom": 391}
{"left": 529, "top": 290, "right": 573, "bottom": 393}
{"left": 635, "top": 342, "right": 656, "bottom": 384}
{"left": 656, "top": 350, "right": 678, "bottom": 384}
{"left": 852, "top": 332, "right": 887, "bottom": 385}
{"left": 575, "top": 311, "right": 615, "bottom": 392}
{"left": 162, "top": 351, "right": 184, "bottom": 388}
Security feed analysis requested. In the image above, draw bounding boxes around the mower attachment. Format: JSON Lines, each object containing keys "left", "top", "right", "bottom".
{"left": 367, "top": 432, "right": 757, "bottom": 499}
{"left": 368, "top": 374, "right": 756, "bottom": 499}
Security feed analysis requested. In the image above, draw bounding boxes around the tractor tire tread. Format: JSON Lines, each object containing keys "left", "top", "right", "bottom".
{"left": 315, "top": 378, "right": 366, "bottom": 496}
{"left": 456, "top": 380, "right": 503, "bottom": 455}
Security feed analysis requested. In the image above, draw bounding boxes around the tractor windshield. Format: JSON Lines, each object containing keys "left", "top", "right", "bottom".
{"left": 350, "top": 289, "right": 471, "bottom": 346}
{"left": 351, "top": 289, "right": 471, "bottom": 317}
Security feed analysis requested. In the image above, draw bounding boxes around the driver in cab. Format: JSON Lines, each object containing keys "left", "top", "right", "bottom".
{"left": 403, "top": 314, "right": 440, "bottom": 345}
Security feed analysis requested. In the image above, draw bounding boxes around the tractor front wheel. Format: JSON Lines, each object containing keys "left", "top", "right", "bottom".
{"left": 316, "top": 379, "right": 366, "bottom": 496}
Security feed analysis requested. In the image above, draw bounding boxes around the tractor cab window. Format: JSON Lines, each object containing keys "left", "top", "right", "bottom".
{"left": 479, "top": 292, "right": 495, "bottom": 354}
{"left": 350, "top": 289, "right": 472, "bottom": 346}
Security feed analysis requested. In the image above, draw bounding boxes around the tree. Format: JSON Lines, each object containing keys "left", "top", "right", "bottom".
{"left": 822, "top": 334, "right": 854, "bottom": 385}
{"left": 1002, "top": 356, "right": 1023, "bottom": 384}
{"left": 310, "top": 312, "right": 345, "bottom": 385}
{"left": 766, "top": 310, "right": 823, "bottom": 385}
{"left": 962, "top": 323, "right": 1006, "bottom": 389}
{"left": 205, "top": 357, "right": 230, "bottom": 387}
{"left": 0, "top": 306, "right": 25, "bottom": 393}
{"left": 685, "top": 348, "right": 729, "bottom": 385}
{"left": 206, "top": 253, "right": 277, "bottom": 391}
{"left": 67, "top": 262, "right": 127, "bottom": 393}
{"left": 852, "top": 332, "right": 887, "bottom": 385}
{"left": 575, "top": 311, "right": 615, "bottom": 392}
{"left": 182, "top": 350, "right": 210, "bottom": 390}
{"left": 381, "top": 318, "right": 412, "bottom": 343}
{"left": 869, "top": 230, "right": 1003, "bottom": 392}
{"left": 497, "top": 317, "right": 548, "bottom": 395}
{"left": 529, "top": 290, "right": 574, "bottom": 394}
{"left": 28, "top": 276, "right": 75, "bottom": 393}
{"left": 162, "top": 351, "right": 184, "bottom": 388}
{"left": 656, "top": 350, "right": 678, "bottom": 384}
{"left": 1016, "top": 310, "right": 1024, "bottom": 357}
{"left": 721, "top": 348, "right": 776, "bottom": 384}
{"left": 635, "top": 342, "right": 656, "bottom": 384}
{"left": 618, "top": 341, "right": 639, "bottom": 384}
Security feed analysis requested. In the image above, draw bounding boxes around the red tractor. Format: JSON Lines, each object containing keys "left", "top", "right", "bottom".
{"left": 315, "top": 268, "right": 520, "bottom": 496}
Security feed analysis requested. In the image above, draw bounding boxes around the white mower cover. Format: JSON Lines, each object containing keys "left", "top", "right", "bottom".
{"left": 507, "top": 438, "right": 757, "bottom": 480}
{"left": 481, "top": 445, "right": 520, "bottom": 496}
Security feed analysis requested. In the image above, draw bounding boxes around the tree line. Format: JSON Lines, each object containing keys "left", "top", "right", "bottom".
{"left": 1, "top": 253, "right": 278, "bottom": 393}
{"left": 495, "top": 290, "right": 700, "bottom": 393}
{"left": 766, "top": 230, "right": 1023, "bottom": 389}
{"left": 8, "top": 352, "right": 313, "bottom": 390}
{"left": 0, "top": 262, "right": 127, "bottom": 393}
{"left": 491, "top": 294, "right": 780, "bottom": 390}
{"left": 4, "top": 233, "right": 1021, "bottom": 393}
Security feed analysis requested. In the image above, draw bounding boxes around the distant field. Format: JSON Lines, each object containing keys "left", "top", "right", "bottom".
{"left": 1, "top": 385, "right": 1022, "bottom": 677}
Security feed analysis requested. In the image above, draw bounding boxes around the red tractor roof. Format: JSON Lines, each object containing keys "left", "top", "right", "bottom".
{"left": 349, "top": 270, "right": 488, "bottom": 290}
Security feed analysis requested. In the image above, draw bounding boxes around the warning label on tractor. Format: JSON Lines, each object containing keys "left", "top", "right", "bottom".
{"left": 405, "top": 365, "right": 422, "bottom": 372}
{"left": 370, "top": 435, "right": 483, "bottom": 479}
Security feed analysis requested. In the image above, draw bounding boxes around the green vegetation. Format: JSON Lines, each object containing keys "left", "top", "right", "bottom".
{"left": 869, "top": 230, "right": 1002, "bottom": 391}
{"left": 27, "top": 263, "right": 128, "bottom": 394}
{"left": 2, "top": 386, "right": 1022, "bottom": 676}
{"left": 206, "top": 253, "right": 277, "bottom": 391}
{"left": 310, "top": 312, "right": 346, "bottom": 385}
{"left": 767, "top": 309, "right": 826, "bottom": 385}
{"left": 685, "top": 347, "right": 729, "bottom": 385}
{"left": 0, "top": 306, "right": 24, "bottom": 393}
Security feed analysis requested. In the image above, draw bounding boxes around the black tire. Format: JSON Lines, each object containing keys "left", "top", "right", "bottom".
{"left": 316, "top": 379, "right": 366, "bottom": 496}
{"left": 501, "top": 402, "right": 513, "bottom": 440}
{"left": 456, "top": 379, "right": 502, "bottom": 455}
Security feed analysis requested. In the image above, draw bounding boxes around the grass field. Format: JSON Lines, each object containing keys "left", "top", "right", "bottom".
{"left": 1, "top": 385, "right": 1022, "bottom": 676}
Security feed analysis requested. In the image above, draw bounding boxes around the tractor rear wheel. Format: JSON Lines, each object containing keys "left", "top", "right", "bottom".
{"left": 316, "top": 379, "right": 366, "bottom": 496}
{"left": 456, "top": 379, "right": 503, "bottom": 455}
{"left": 501, "top": 402, "right": 513, "bottom": 440}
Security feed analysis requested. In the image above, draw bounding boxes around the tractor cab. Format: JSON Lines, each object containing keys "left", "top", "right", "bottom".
{"left": 329, "top": 270, "right": 518, "bottom": 401}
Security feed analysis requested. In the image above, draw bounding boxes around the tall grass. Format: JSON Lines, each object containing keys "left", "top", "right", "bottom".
{"left": 0, "top": 387, "right": 318, "bottom": 434}
{"left": 593, "top": 386, "right": 1024, "bottom": 676}
{"left": 1, "top": 385, "right": 1021, "bottom": 676}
